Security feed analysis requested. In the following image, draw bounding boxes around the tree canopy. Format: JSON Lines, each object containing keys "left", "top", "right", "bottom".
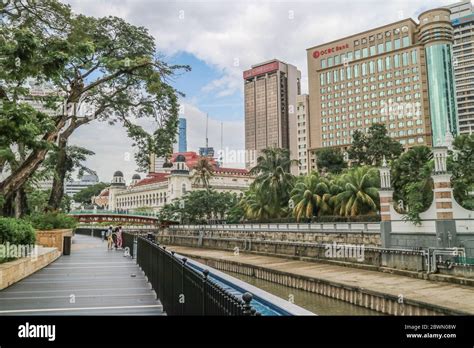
{"left": 73, "top": 182, "right": 109, "bottom": 204}
{"left": 0, "top": 0, "right": 189, "bottom": 216}
{"left": 315, "top": 148, "right": 347, "bottom": 174}
{"left": 348, "top": 123, "right": 403, "bottom": 166}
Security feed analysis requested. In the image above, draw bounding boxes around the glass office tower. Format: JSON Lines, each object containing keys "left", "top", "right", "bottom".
{"left": 419, "top": 8, "right": 459, "bottom": 146}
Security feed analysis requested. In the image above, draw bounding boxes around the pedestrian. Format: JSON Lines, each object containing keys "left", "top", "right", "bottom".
{"left": 106, "top": 226, "right": 114, "bottom": 250}
{"left": 116, "top": 225, "right": 123, "bottom": 250}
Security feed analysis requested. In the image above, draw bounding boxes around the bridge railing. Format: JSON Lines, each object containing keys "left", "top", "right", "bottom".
{"left": 171, "top": 222, "right": 381, "bottom": 233}
{"left": 135, "top": 235, "right": 259, "bottom": 316}
{"left": 70, "top": 210, "right": 159, "bottom": 218}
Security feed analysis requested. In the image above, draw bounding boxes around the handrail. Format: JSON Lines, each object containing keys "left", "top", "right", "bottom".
{"left": 134, "top": 234, "right": 260, "bottom": 316}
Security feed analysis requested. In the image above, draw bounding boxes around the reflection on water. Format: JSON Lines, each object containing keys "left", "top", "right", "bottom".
{"left": 223, "top": 270, "right": 384, "bottom": 316}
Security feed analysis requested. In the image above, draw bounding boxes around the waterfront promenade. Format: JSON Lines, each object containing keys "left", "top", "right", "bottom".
{"left": 170, "top": 246, "right": 474, "bottom": 315}
{"left": 0, "top": 235, "right": 164, "bottom": 315}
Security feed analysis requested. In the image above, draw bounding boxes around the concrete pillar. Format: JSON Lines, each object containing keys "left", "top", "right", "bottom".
{"left": 432, "top": 146, "right": 457, "bottom": 248}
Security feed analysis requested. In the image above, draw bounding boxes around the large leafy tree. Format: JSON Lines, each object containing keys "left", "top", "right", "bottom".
{"left": 348, "top": 124, "right": 403, "bottom": 166}
{"left": 391, "top": 146, "right": 433, "bottom": 224}
{"left": 315, "top": 148, "right": 347, "bottom": 175}
{"left": 449, "top": 134, "right": 474, "bottom": 210}
{"left": 0, "top": 0, "right": 70, "bottom": 216}
{"left": 332, "top": 166, "right": 379, "bottom": 217}
{"left": 73, "top": 182, "right": 109, "bottom": 205}
{"left": 0, "top": 0, "right": 189, "bottom": 215}
{"left": 159, "top": 190, "right": 238, "bottom": 224}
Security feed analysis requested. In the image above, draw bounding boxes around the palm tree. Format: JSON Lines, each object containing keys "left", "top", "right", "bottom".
{"left": 240, "top": 189, "right": 280, "bottom": 220}
{"left": 250, "top": 148, "right": 297, "bottom": 214}
{"left": 333, "top": 166, "right": 379, "bottom": 217}
{"left": 192, "top": 157, "right": 214, "bottom": 190}
{"left": 290, "top": 173, "right": 332, "bottom": 221}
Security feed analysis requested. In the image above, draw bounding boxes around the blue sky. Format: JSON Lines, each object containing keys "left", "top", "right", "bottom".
{"left": 169, "top": 51, "right": 244, "bottom": 122}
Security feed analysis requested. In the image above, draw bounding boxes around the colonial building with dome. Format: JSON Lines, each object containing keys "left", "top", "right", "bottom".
{"left": 94, "top": 152, "right": 253, "bottom": 212}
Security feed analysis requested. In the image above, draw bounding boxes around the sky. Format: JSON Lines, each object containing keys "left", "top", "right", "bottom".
{"left": 62, "top": 0, "right": 461, "bottom": 183}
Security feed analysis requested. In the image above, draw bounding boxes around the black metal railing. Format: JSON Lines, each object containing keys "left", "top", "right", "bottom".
{"left": 122, "top": 231, "right": 136, "bottom": 258}
{"left": 135, "top": 235, "right": 260, "bottom": 316}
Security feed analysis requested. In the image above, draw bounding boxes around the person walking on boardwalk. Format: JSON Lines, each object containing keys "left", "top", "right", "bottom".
{"left": 106, "top": 226, "right": 114, "bottom": 250}
{"left": 116, "top": 225, "right": 123, "bottom": 250}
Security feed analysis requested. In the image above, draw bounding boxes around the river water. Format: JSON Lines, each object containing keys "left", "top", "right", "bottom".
{"left": 223, "top": 270, "right": 383, "bottom": 315}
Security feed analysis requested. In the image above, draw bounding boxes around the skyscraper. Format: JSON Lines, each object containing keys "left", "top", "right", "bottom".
{"left": 243, "top": 59, "right": 301, "bottom": 171}
{"left": 306, "top": 7, "right": 458, "bottom": 156}
{"left": 178, "top": 117, "right": 187, "bottom": 152}
{"left": 446, "top": 0, "right": 474, "bottom": 135}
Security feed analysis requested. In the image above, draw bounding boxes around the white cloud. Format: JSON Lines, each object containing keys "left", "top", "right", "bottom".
{"left": 69, "top": 101, "right": 245, "bottom": 182}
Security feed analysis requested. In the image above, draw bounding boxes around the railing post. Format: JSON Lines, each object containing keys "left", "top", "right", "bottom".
{"left": 242, "top": 292, "right": 253, "bottom": 316}
{"left": 202, "top": 269, "right": 209, "bottom": 315}
{"left": 181, "top": 257, "right": 187, "bottom": 316}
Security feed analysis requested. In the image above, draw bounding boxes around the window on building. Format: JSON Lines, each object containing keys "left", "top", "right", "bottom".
{"left": 328, "top": 57, "right": 334, "bottom": 67}
{"left": 377, "top": 58, "right": 383, "bottom": 72}
{"left": 394, "top": 38, "right": 401, "bottom": 49}
{"left": 411, "top": 50, "right": 417, "bottom": 64}
{"left": 362, "top": 47, "right": 368, "bottom": 58}
{"left": 386, "top": 41, "right": 392, "bottom": 51}
{"left": 402, "top": 52, "right": 409, "bottom": 66}
{"left": 378, "top": 43, "right": 384, "bottom": 54}
{"left": 321, "top": 59, "right": 327, "bottom": 69}
{"left": 370, "top": 45, "right": 376, "bottom": 56}
{"left": 369, "top": 61, "right": 375, "bottom": 74}
{"left": 394, "top": 54, "right": 400, "bottom": 68}
{"left": 402, "top": 36, "right": 410, "bottom": 47}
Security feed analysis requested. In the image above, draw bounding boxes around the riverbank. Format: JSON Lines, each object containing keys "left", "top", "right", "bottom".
{"left": 168, "top": 246, "right": 474, "bottom": 316}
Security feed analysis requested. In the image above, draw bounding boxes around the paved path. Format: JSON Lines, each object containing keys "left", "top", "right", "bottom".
{"left": 0, "top": 234, "right": 164, "bottom": 315}
{"left": 170, "top": 246, "right": 474, "bottom": 315}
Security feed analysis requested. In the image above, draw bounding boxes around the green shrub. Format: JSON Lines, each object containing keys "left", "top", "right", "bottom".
{"left": 0, "top": 217, "right": 36, "bottom": 245}
{"left": 27, "top": 212, "right": 77, "bottom": 230}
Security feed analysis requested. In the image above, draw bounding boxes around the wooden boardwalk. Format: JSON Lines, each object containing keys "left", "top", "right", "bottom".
{"left": 0, "top": 234, "right": 164, "bottom": 315}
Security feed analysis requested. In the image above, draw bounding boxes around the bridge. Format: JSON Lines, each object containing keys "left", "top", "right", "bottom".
{"left": 69, "top": 210, "right": 160, "bottom": 225}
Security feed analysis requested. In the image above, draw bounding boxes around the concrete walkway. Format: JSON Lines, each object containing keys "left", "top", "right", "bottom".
{"left": 170, "top": 246, "right": 474, "bottom": 315}
{"left": 0, "top": 234, "right": 164, "bottom": 315}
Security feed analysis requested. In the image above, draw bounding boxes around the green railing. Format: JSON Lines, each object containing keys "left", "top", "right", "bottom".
{"left": 454, "top": 256, "right": 474, "bottom": 265}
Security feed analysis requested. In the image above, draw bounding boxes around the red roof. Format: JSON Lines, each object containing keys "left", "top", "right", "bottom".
{"left": 99, "top": 189, "right": 109, "bottom": 197}
{"left": 134, "top": 173, "right": 169, "bottom": 187}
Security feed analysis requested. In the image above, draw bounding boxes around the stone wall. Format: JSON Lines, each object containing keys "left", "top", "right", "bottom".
{"left": 158, "top": 228, "right": 427, "bottom": 272}
{"left": 0, "top": 247, "right": 60, "bottom": 290}
{"left": 36, "top": 229, "right": 73, "bottom": 253}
